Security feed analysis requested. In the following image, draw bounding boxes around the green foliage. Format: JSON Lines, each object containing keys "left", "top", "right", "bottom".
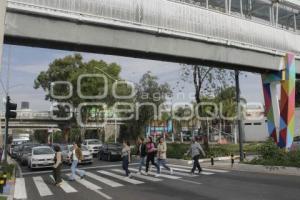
{"left": 166, "top": 143, "right": 190, "bottom": 159}
{"left": 0, "top": 163, "right": 15, "bottom": 180}
{"left": 121, "top": 72, "right": 172, "bottom": 139}
{"left": 249, "top": 139, "right": 300, "bottom": 167}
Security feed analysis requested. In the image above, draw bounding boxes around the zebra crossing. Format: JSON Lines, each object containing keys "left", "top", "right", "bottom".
{"left": 13, "top": 164, "right": 229, "bottom": 200}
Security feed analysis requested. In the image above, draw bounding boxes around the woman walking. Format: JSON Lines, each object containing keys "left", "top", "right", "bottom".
{"left": 145, "top": 137, "right": 159, "bottom": 176}
{"left": 69, "top": 143, "right": 85, "bottom": 181}
{"left": 136, "top": 137, "right": 146, "bottom": 175}
{"left": 53, "top": 145, "right": 62, "bottom": 186}
{"left": 122, "top": 141, "right": 131, "bottom": 178}
{"left": 156, "top": 137, "right": 173, "bottom": 177}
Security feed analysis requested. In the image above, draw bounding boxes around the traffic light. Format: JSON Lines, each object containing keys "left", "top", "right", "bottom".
{"left": 5, "top": 96, "right": 17, "bottom": 119}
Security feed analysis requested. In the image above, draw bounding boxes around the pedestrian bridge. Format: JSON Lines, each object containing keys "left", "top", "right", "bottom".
{"left": 2, "top": 0, "right": 300, "bottom": 74}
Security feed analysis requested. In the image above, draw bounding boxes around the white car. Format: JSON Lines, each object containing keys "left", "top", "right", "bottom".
{"left": 27, "top": 146, "right": 55, "bottom": 169}
{"left": 83, "top": 139, "right": 103, "bottom": 155}
{"left": 62, "top": 145, "right": 93, "bottom": 165}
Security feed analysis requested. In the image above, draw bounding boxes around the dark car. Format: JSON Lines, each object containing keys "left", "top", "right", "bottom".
{"left": 17, "top": 143, "right": 39, "bottom": 164}
{"left": 98, "top": 144, "right": 122, "bottom": 161}
{"left": 11, "top": 145, "right": 22, "bottom": 159}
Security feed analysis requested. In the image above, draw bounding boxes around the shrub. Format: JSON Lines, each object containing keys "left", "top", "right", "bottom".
{"left": 249, "top": 139, "right": 300, "bottom": 167}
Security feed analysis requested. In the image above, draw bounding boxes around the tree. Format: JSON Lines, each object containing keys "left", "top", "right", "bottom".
{"left": 296, "top": 80, "right": 300, "bottom": 107}
{"left": 120, "top": 71, "right": 172, "bottom": 141}
{"left": 34, "top": 54, "right": 130, "bottom": 142}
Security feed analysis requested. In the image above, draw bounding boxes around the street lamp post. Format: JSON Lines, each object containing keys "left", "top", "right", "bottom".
{"left": 235, "top": 70, "right": 244, "bottom": 162}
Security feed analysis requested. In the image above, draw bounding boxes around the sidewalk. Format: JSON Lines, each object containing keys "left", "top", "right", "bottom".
{"left": 168, "top": 157, "right": 300, "bottom": 176}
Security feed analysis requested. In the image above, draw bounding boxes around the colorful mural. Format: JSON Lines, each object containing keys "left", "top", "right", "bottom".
{"left": 261, "top": 53, "right": 296, "bottom": 149}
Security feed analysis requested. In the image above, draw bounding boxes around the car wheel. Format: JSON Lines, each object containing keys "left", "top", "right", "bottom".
{"left": 108, "top": 153, "right": 111, "bottom": 162}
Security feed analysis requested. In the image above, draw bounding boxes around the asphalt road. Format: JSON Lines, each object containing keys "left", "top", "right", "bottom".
{"left": 14, "top": 159, "right": 300, "bottom": 200}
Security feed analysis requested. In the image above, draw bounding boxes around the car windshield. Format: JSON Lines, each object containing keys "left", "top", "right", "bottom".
{"left": 69, "top": 146, "right": 88, "bottom": 151}
{"left": 33, "top": 148, "right": 54, "bottom": 155}
{"left": 88, "top": 140, "right": 101, "bottom": 145}
{"left": 108, "top": 144, "right": 122, "bottom": 148}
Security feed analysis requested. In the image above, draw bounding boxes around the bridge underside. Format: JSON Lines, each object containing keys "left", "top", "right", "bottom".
{"left": 4, "top": 11, "right": 300, "bottom": 76}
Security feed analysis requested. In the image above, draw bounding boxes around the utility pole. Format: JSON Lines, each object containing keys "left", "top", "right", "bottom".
{"left": 4, "top": 96, "right": 17, "bottom": 163}
{"left": 235, "top": 70, "right": 244, "bottom": 162}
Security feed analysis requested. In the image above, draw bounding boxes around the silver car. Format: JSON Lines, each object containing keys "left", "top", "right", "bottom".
{"left": 62, "top": 145, "right": 93, "bottom": 165}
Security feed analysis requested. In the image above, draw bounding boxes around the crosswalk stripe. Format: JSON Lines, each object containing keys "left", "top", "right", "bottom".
{"left": 49, "top": 175, "right": 77, "bottom": 193}
{"left": 66, "top": 173, "right": 102, "bottom": 190}
{"left": 168, "top": 164, "right": 229, "bottom": 173}
{"left": 98, "top": 170, "right": 144, "bottom": 185}
{"left": 66, "top": 174, "right": 111, "bottom": 200}
{"left": 159, "top": 168, "right": 198, "bottom": 177}
{"left": 170, "top": 167, "right": 214, "bottom": 175}
{"left": 129, "top": 168, "right": 181, "bottom": 179}
{"left": 33, "top": 176, "right": 53, "bottom": 197}
{"left": 85, "top": 171, "right": 123, "bottom": 187}
{"left": 14, "top": 178, "right": 27, "bottom": 199}
{"left": 111, "top": 169, "right": 162, "bottom": 182}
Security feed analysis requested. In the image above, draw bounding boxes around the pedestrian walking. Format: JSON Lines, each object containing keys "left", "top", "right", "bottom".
{"left": 122, "top": 141, "right": 131, "bottom": 178}
{"left": 145, "top": 136, "right": 159, "bottom": 175}
{"left": 156, "top": 137, "right": 173, "bottom": 177}
{"left": 53, "top": 145, "right": 62, "bottom": 186}
{"left": 69, "top": 143, "right": 85, "bottom": 181}
{"left": 185, "top": 138, "right": 206, "bottom": 174}
{"left": 136, "top": 137, "right": 147, "bottom": 175}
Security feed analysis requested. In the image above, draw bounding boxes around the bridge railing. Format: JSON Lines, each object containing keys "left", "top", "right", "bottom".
{"left": 7, "top": 0, "right": 300, "bottom": 56}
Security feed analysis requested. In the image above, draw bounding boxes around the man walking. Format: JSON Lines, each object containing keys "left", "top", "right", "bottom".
{"left": 156, "top": 137, "right": 173, "bottom": 177}
{"left": 136, "top": 137, "right": 146, "bottom": 175}
{"left": 69, "top": 143, "right": 85, "bottom": 181}
{"left": 186, "top": 138, "right": 206, "bottom": 174}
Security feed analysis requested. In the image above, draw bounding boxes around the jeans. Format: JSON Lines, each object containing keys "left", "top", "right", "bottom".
{"left": 157, "top": 159, "right": 170, "bottom": 174}
{"left": 53, "top": 164, "right": 62, "bottom": 184}
{"left": 69, "top": 160, "right": 85, "bottom": 180}
{"left": 122, "top": 156, "right": 130, "bottom": 176}
{"left": 146, "top": 153, "right": 159, "bottom": 172}
{"left": 138, "top": 156, "right": 146, "bottom": 172}
{"left": 191, "top": 155, "right": 202, "bottom": 173}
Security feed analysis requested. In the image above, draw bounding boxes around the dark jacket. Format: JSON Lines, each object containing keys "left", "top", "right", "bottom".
{"left": 137, "top": 143, "right": 147, "bottom": 157}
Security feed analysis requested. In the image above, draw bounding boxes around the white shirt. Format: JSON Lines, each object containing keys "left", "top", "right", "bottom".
{"left": 72, "top": 149, "right": 78, "bottom": 161}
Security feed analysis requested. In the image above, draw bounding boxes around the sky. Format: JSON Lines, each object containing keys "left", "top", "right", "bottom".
{"left": 0, "top": 44, "right": 264, "bottom": 112}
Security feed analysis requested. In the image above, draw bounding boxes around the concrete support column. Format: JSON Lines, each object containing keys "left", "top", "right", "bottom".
{"left": 262, "top": 53, "right": 296, "bottom": 149}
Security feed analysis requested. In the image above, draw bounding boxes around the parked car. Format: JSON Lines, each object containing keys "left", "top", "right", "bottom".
{"left": 291, "top": 136, "right": 300, "bottom": 151}
{"left": 17, "top": 143, "right": 39, "bottom": 164}
{"left": 11, "top": 145, "right": 21, "bottom": 159}
{"left": 98, "top": 143, "right": 122, "bottom": 161}
{"left": 62, "top": 145, "right": 93, "bottom": 165}
{"left": 83, "top": 139, "right": 103, "bottom": 156}
{"left": 9, "top": 138, "right": 30, "bottom": 155}
{"left": 27, "top": 146, "right": 55, "bottom": 169}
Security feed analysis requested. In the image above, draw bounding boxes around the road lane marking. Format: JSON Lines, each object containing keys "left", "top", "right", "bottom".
{"left": 170, "top": 167, "right": 214, "bottom": 175}
{"left": 169, "top": 164, "right": 229, "bottom": 173}
{"left": 85, "top": 171, "right": 123, "bottom": 187}
{"left": 33, "top": 176, "right": 53, "bottom": 197}
{"left": 66, "top": 173, "right": 102, "bottom": 190}
{"left": 14, "top": 178, "right": 27, "bottom": 199}
{"left": 129, "top": 168, "right": 182, "bottom": 179}
{"left": 22, "top": 163, "right": 139, "bottom": 176}
{"left": 111, "top": 169, "right": 162, "bottom": 182}
{"left": 49, "top": 175, "right": 77, "bottom": 193}
{"left": 66, "top": 174, "right": 111, "bottom": 200}
{"left": 98, "top": 170, "right": 144, "bottom": 185}
{"left": 159, "top": 168, "right": 198, "bottom": 177}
